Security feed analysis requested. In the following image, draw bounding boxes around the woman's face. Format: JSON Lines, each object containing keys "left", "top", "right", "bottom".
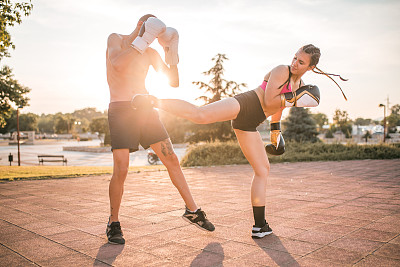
{"left": 291, "top": 49, "right": 314, "bottom": 75}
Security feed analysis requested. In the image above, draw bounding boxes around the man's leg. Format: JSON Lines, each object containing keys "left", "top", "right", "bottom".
{"left": 109, "top": 149, "right": 130, "bottom": 222}
{"left": 107, "top": 148, "right": 129, "bottom": 244}
{"left": 150, "top": 139, "right": 215, "bottom": 231}
{"left": 151, "top": 139, "right": 196, "bottom": 210}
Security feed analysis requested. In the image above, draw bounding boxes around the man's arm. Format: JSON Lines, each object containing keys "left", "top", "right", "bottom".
{"left": 149, "top": 48, "right": 179, "bottom": 87}
{"left": 107, "top": 33, "right": 139, "bottom": 72}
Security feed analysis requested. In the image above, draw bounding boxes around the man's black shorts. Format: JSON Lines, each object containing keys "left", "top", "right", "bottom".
{"left": 108, "top": 101, "right": 169, "bottom": 152}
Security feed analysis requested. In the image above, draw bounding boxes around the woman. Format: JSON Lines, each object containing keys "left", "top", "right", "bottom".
{"left": 132, "top": 44, "right": 347, "bottom": 238}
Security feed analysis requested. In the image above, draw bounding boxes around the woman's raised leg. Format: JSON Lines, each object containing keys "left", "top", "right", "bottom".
{"left": 157, "top": 97, "right": 240, "bottom": 124}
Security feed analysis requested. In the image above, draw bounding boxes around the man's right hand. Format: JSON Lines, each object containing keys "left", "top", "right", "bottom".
{"left": 131, "top": 17, "right": 166, "bottom": 54}
{"left": 158, "top": 27, "right": 179, "bottom": 65}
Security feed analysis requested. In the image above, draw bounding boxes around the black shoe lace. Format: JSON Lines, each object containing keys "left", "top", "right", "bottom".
{"left": 110, "top": 223, "right": 122, "bottom": 236}
{"left": 261, "top": 223, "right": 270, "bottom": 231}
{"left": 196, "top": 210, "right": 207, "bottom": 221}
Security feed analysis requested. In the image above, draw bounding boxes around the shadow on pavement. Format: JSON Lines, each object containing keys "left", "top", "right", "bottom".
{"left": 253, "top": 234, "right": 300, "bottom": 266}
{"left": 190, "top": 242, "right": 224, "bottom": 267}
{"left": 93, "top": 243, "right": 124, "bottom": 266}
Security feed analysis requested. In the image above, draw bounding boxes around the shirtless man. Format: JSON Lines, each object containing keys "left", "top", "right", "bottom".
{"left": 106, "top": 14, "right": 215, "bottom": 244}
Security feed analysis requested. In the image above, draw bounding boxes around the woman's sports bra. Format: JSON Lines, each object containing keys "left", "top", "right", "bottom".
{"left": 260, "top": 80, "right": 292, "bottom": 94}
{"left": 260, "top": 66, "right": 293, "bottom": 94}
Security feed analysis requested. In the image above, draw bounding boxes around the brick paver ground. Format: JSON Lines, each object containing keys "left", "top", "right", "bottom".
{"left": 1, "top": 159, "right": 400, "bottom": 266}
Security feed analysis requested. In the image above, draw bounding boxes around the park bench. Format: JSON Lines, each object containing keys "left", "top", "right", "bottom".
{"left": 38, "top": 155, "right": 68, "bottom": 166}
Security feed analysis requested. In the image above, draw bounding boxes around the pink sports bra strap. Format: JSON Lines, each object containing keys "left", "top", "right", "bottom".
{"left": 260, "top": 80, "right": 292, "bottom": 93}
{"left": 260, "top": 80, "right": 268, "bottom": 91}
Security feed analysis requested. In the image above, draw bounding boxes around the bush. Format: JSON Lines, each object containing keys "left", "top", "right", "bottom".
{"left": 181, "top": 141, "right": 247, "bottom": 167}
{"left": 181, "top": 141, "right": 400, "bottom": 167}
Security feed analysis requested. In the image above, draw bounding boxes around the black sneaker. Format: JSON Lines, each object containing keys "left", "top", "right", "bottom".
{"left": 252, "top": 222, "right": 273, "bottom": 238}
{"left": 106, "top": 221, "right": 125, "bottom": 244}
{"left": 182, "top": 207, "right": 215, "bottom": 232}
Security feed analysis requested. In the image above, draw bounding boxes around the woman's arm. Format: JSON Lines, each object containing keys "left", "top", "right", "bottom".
{"left": 263, "top": 65, "right": 289, "bottom": 114}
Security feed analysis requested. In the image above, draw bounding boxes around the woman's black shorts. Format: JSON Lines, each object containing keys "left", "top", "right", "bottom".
{"left": 232, "top": 90, "right": 266, "bottom": 131}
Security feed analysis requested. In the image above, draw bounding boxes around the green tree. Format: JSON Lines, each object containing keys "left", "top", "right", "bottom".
{"left": 188, "top": 54, "right": 247, "bottom": 142}
{"left": 333, "top": 109, "right": 352, "bottom": 138}
{"left": 311, "top": 112, "right": 328, "bottom": 132}
{"left": 391, "top": 104, "right": 400, "bottom": 115}
{"left": 354, "top": 117, "right": 372, "bottom": 126}
{"left": 1, "top": 0, "right": 33, "bottom": 59}
{"left": 71, "top": 108, "right": 105, "bottom": 134}
{"left": 72, "top": 107, "right": 105, "bottom": 121}
{"left": 0, "top": 66, "right": 31, "bottom": 127}
{"left": 283, "top": 107, "right": 319, "bottom": 143}
{"left": 37, "top": 114, "right": 55, "bottom": 134}
{"left": 194, "top": 54, "right": 246, "bottom": 104}
{"left": 387, "top": 104, "right": 400, "bottom": 133}
{"left": 0, "top": 1, "right": 33, "bottom": 127}
{"left": 54, "top": 113, "right": 75, "bottom": 134}
{"left": 0, "top": 108, "right": 37, "bottom": 133}
{"left": 89, "top": 117, "right": 110, "bottom": 145}
{"left": 0, "top": 107, "right": 16, "bottom": 133}
{"left": 19, "top": 112, "right": 38, "bottom": 131}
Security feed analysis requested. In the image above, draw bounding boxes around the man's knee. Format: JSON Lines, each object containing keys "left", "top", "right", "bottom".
{"left": 162, "top": 152, "right": 180, "bottom": 167}
{"left": 112, "top": 158, "right": 129, "bottom": 181}
{"left": 112, "top": 167, "right": 128, "bottom": 181}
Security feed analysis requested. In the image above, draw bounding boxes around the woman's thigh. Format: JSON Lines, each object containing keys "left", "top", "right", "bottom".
{"left": 234, "top": 129, "right": 270, "bottom": 176}
{"left": 199, "top": 98, "right": 241, "bottom": 123}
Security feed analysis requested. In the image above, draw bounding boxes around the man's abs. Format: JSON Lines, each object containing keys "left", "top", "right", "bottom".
{"left": 106, "top": 54, "right": 150, "bottom": 102}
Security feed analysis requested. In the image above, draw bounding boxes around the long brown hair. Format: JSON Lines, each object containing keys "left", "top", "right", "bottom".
{"left": 302, "top": 44, "right": 348, "bottom": 100}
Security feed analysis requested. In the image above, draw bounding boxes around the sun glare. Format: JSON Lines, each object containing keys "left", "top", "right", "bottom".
{"left": 145, "top": 68, "right": 170, "bottom": 95}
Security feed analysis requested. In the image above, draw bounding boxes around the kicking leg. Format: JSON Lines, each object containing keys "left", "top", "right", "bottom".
{"left": 157, "top": 97, "right": 240, "bottom": 124}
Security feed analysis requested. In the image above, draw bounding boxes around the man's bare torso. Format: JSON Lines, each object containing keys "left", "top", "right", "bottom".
{"left": 106, "top": 34, "right": 152, "bottom": 102}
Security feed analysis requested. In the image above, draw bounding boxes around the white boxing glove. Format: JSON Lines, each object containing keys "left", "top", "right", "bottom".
{"left": 281, "top": 85, "right": 320, "bottom": 107}
{"left": 131, "top": 17, "right": 166, "bottom": 54}
{"left": 158, "top": 27, "right": 179, "bottom": 65}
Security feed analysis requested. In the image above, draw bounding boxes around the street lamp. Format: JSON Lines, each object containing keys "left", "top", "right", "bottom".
{"left": 379, "top": 104, "right": 386, "bottom": 143}
{"left": 17, "top": 105, "right": 23, "bottom": 166}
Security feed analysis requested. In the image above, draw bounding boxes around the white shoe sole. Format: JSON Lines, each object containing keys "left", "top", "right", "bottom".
{"left": 108, "top": 240, "right": 125, "bottom": 245}
{"left": 182, "top": 215, "right": 214, "bottom": 232}
{"left": 252, "top": 231, "right": 273, "bottom": 238}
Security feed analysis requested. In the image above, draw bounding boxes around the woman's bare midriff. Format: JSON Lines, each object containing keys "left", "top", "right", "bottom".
{"left": 254, "top": 86, "right": 269, "bottom": 115}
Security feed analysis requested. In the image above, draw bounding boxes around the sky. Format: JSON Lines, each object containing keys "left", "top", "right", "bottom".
{"left": 3, "top": 0, "right": 400, "bottom": 121}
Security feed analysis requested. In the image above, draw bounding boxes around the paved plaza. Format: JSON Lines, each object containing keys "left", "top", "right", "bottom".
{"left": 1, "top": 159, "right": 400, "bottom": 266}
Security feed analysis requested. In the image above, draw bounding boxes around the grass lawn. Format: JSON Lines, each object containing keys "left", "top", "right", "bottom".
{"left": 0, "top": 165, "right": 167, "bottom": 181}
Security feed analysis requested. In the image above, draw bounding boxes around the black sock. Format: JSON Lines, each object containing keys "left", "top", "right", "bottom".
{"left": 253, "top": 206, "right": 266, "bottom": 228}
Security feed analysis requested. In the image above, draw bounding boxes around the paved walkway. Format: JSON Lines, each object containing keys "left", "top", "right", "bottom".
{"left": 1, "top": 159, "right": 399, "bottom": 266}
